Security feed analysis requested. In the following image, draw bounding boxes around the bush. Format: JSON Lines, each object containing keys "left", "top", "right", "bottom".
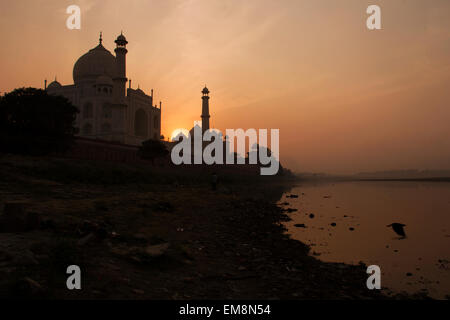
{"left": 138, "top": 139, "right": 169, "bottom": 164}
{"left": 0, "top": 87, "right": 78, "bottom": 155}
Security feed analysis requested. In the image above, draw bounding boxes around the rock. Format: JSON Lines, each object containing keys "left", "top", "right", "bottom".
{"left": 12, "top": 277, "right": 43, "bottom": 296}
{"left": 132, "top": 289, "right": 145, "bottom": 295}
{"left": 24, "top": 277, "right": 41, "bottom": 289}
{"left": 40, "top": 218, "right": 56, "bottom": 230}
{"left": 25, "top": 212, "right": 40, "bottom": 230}
{"left": 0, "top": 250, "right": 13, "bottom": 264}
{"left": 77, "top": 233, "right": 96, "bottom": 246}
{"left": 294, "top": 224, "right": 307, "bottom": 228}
{"left": 132, "top": 233, "right": 147, "bottom": 242}
{"left": 3, "top": 203, "right": 26, "bottom": 217}
{"left": 0, "top": 203, "right": 40, "bottom": 232}
{"left": 94, "top": 202, "right": 108, "bottom": 211}
{"left": 153, "top": 201, "right": 174, "bottom": 212}
{"left": 14, "top": 250, "right": 39, "bottom": 266}
{"left": 145, "top": 243, "right": 169, "bottom": 257}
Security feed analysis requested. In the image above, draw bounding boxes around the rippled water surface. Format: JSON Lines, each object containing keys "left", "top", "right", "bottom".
{"left": 281, "top": 181, "right": 450, "bottom": 299}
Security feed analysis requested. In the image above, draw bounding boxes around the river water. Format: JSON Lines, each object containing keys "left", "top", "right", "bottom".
{"left": 281, "top": 181, "right": 450, "bottom": 299}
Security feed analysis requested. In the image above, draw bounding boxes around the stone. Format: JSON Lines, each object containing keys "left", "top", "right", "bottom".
{"left": 145, "top": 243, "right": 169, "bottom": 257}
{"left": 25, "top": 212, "right": 40, "bottom": 230}
{"left": 132, "top": 289, "right": 145, "bottom": 295}
{"left": 0, "top": 202, "right": 30, "bottom": 232}
{"left": 77, "top": 233, "right": 96, "bottom": 246}
{"left": 14, "top": 250, "right": 39, "bottom": 266}
{"left": 13, "top": 277, "right": 43, "bottom": 296}
{"left": 3, "top": 203, "right": 26, "bottom": 218}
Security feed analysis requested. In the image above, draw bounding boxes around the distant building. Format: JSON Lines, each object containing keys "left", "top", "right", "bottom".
{"left": 187, "top": 86, "right": 211, "bottom": 138}
{"left": 201, "top": 86, "right": 210, "bottom": 134}
{"left": 46, "top": 32, "right": 161, "bottom": 146}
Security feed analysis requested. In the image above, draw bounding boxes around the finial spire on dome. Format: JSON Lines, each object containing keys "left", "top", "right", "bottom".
{"left": 99, "top": 31, "right": 103, "bottom": 44}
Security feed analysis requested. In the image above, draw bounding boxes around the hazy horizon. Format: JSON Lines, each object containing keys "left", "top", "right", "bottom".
{"left": 1, "top": 0, "right": 449, "bottom": 174}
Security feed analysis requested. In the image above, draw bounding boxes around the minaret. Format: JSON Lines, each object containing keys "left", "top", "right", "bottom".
{"left": 201, "top": 86, "right": 210, "bottom": 134}
{"left": 114, "top": 32, "right": 128, "bottom": 103}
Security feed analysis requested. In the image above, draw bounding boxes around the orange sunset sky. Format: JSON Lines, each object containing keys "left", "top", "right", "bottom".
{"left": 1, "top": 0, "right": 449, "bottom": 174}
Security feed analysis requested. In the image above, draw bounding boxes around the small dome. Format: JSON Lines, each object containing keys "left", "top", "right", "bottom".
{"left": 47, "top": 80, "right": 61, "bottom": 90}
{"left": 96, "top": 75, "right": 113, "bottom": 86}
{"left": 202, "top": 86, "right": 209, "bottom": 94}
{"left": 73, "top": 43, "right": 117, "bottom": 84}
{"left": 135, "top": 86, "right": 145, "bottom": 94}
{"left": 115, "top": 33, "right": 128, "bottom": 45}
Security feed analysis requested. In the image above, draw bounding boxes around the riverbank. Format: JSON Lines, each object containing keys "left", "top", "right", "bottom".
{"left": 0, "top": 154, "right": 418, "bottom": 299}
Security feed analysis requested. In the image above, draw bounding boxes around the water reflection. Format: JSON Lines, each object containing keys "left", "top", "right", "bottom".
{"left": 281, "top": 181, "right": 450, "bottom": 299}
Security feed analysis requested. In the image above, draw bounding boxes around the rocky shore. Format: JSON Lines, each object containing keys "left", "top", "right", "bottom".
{"left": 0, "top": 154, "right": 414, "bottom": 299}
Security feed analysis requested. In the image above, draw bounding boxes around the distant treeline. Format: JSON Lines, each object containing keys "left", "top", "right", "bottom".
{"left": 295, "top": 170, "right": 450, "bottom": 182}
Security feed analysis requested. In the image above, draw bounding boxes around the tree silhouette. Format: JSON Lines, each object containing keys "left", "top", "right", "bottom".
{"left": 0, "top": 87, "right": 78, "bottom": 155}
{"left": 138, "top": 139, "right": 169, "bottom": 165}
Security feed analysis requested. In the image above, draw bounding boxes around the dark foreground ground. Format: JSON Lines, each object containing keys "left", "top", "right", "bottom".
{"left": 0, "top": 154, "right": 419, "bottom": 299}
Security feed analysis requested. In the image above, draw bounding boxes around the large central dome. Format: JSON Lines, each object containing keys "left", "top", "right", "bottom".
{"left": 73, "top": 43, "right": 117, "bottom": 84}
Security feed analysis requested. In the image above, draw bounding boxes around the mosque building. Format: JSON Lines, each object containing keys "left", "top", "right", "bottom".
{"left": 46, "top": 32, "right": 161, "bottom": 146}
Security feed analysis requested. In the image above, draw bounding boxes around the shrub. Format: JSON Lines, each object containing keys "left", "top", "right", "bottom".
{"left": 138, "top": 139, "right": 169, "bottom": 165}
{"left": 0, "top": 87, "right": 78, "bottom": 155}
